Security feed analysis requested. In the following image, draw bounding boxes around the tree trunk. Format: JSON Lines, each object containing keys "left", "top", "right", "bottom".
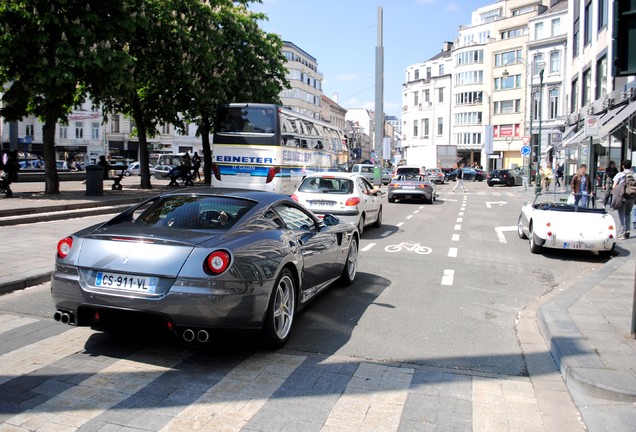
{"left": 200, "top": 119, "right": 212, "bottom": 186}
{"left": 132, "top": 94, "right": 152, "bottom": 189}
{"left": 42, "top": 112, "right": 60, "bottom": 195}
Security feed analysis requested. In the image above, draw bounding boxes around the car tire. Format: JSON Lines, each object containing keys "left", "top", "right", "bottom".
{"left": 373, "top": 206, "right": 382, "bottom": 228}
{"left": 529, "top": 226, "right": 542, "bottom": 254}
{"left": 388, "top": 197, "right": 395, "bottom": 203}
{"left": 599, "top": 250, "right": 612, "bottom": 259}
{"left": 517, "top": 215, "right": 528, "bottom": 239}
{"left": 357, "top": 215, "right": 365, "bottom": 236}
{"left": 488, "top": 182, "right": 494, "bottom": 187}
{"left": 124, "top": 171, "right": 131, "bottom": 177}
{"left": 339, "top": 236, "right": 358, "bottom": 286}
{"left": 261, "top": 268, "right": 296, "bottom": 349}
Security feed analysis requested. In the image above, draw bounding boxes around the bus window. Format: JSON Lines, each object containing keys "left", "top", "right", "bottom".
{"left": 217, "top": 106, "right": 275, "bottom": 134}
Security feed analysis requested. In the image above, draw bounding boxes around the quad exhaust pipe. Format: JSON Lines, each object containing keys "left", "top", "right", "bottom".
{"left": 54, "top": 310, "right": 74, "bottom": 325}
{"left": 182, "top": 328, "right": 210, "bottom": 343}
{"left": 53, "top": 310, "right": 62, "bottom": 322}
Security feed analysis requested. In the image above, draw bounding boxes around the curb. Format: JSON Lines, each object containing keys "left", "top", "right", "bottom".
{"left": 536, "top": 249, "right": 636, "bottom": 402}
{"left": 0, "top": 271, "right": 53, "bottom": 296}
{"left": 0, "top": 197, "right": 142, "bottom": 218}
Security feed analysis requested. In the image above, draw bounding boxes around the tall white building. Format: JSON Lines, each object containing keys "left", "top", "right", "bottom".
{"left": 280, "top": 41, "right": 323, "bottom": 119}
{"left": 402, "top": 41, "right": 454, "bottom": 168}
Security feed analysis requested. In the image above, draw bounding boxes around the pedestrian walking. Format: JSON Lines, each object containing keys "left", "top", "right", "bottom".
{"left": 571, "top": 164, "right": 593, "bottom": 207}
{"left": 1, "top": 150, "right": 20, "bottom": 198}
{"left": 97, "top": 155, "right": 111, "bottom": 180}
{"left": 542, "top": 164, "right": 553, "bottom": 192}
{"left": 192, "top": 152, "right": 202, "bottom": 182}
{"left": 555, "top": 163, "right": 564, "bottom": 188}
{"left": 611, "top": 160, "right": 635, "bottom": 239}
{"left": 452, "top": 163, "right": 466, "bottom": 193}
{"left": 603, "top": 161, "right": 619, "bottom": 208}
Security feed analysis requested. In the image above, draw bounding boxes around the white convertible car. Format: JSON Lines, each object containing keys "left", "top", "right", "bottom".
{"left": 517, "top": 192, "right": 616, "bottom": 257}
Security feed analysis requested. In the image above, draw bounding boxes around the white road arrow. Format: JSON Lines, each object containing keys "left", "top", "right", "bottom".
{"left": 495, "top": 226, "right": 518, "bottom": 244}
{"left": 486, "top": 201, "right": 508, "bottom": 208}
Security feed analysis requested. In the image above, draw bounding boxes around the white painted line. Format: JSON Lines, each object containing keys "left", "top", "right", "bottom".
{"left": 486, "top": 201, "right": 508, "bottom": 208}
{"left": 419, "top": 205, "right": 425, "bottom": 209}
{"left": 414, "top": 210, "right": 420, "bottom": 214}
{"left": 452, "top": 234, "right": 460, "bottom": 241}
{"left": 396, "top": 222, "right": 404, "bottom": 227}
{"left": 381, "top": 230, "right": 392, "bottom": 237}
{"left": 458, "top": 212, "right": 465, "bottom": 216}
{"left": 460, "top": 207, "right": 466, "bottom": 211}
{"left": 456, "top": 218, "right": 463, "bottom": 223}
{"left": 406, "top": 215, "right": 413, "bottom": 220}
{"left": 361, "top": 243, "right": 376, "bottom": 252}
{"left": 448, "top": 247, "right": 458, "bottom": 258}
{"left": 441, "top": 269, "right": 455, "bottom": 286}
{"left": 495, "top": 226, "right": 518, "bottom": 244}
{"left": 454, "top": 224, "right": 462, "bottom": 230}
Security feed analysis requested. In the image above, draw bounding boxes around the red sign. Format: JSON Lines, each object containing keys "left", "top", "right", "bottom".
{"left": 522, "top": 136, "right": 531, "bottom": 145}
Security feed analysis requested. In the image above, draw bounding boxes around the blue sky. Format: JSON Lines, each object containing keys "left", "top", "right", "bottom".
{"left": 252, "top": 0, "right": 488, "bottom": 116}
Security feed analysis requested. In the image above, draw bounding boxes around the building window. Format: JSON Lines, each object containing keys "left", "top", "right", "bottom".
{"left": 551, "top": 18, "right": 561, "bottom": 36}
{"left": 25, "top": 124, "right": 34, "bottom": 137}
{"left": 480, "top": 8, "right": 502, "bottom": 23}
{"left": 59, "top": 126, "right": 68, "bottom": 140}
{"left": 454, "top": 112, "right": 483, "bottom": 125}
{"left": 413, "top": 92, "right": 419, "bottom": 107}
{"left": 573, "top": 18, "right": 580, "bottom": 57}
{"left": 413, "top": 120, "right": 419, "bottom": 137}
{"left": 426, "top": 67, "right": 432, "bottom": 79}
{"left": 494, "top": 74, "right": 521, "bottom": 90}
{"left": 455, "top": 50, "right": 484, "bottom": 66}
{"left": 598, "top": 0, "right": 608, "bottom": 30}
{"left": 596, "top": 56, "right": 607, "bottom": 99}
{"left": 512, "top": 5, "right": 534, "bottom": 16}
{"left": 582, "top": 68, "right": 591, "bottom": 106}
{"left": 533, "top": 53, "right": 544, "bottom": 75}
{"left": 424, "top": 89, "right": 430, "bottom": 103}
{"left": 549, "top": 51, "right": 560, "bottom": 73}
{"left": 91, "top": 122, "right": 100, "bottom": 140}
{"left": 414, "top": 69, "right": 420, "bottom": 80}
{"left": 111, "top": 115, "right": 120, "bottom": 133}
{"left": 439, "top": 64, "right": 445, "bottom": 75}
{"left": 494, "top": 49, "right": 522, "bottom": 67}
{"left": 455, "top": 70, "right": 484, "bottom": 86}
{"left": 162, "top": 124, "right": 170, "bottom": 134}
{"left": 478, "top": 30, "right": 490, "bottom": 44}
{"left": 571, "top": 78, "right": 579, "bottom": 112}
{"left": 501, "top": 27, "right": 526, "bottom": 39}
{"left": 493, "top": 124, "right": 520, "bottom": 138}
{"left": 493, "top": 99, "right": 521, "bottom": 114}
{"left": 534, "top": 22, "right": 544, "bottom": 40}
{"left": 423, "top": 119, "right": 429, "bottom": 138}
{"left": 532, "top": 91, "right": 540, "bottom": 121}
{"left": 584, "top": 1, "right": 592, "bottom": 45}
{"left": 438, "top": 88, "right": 444, "bottom": 103}
{"left": 437, "top": 117, "right": 443, "bottom": 136}
{"left": 75, "top": 122, "right": 83, "bottom": 139}
{"left": 549, "top": 89, "right": 559, "bottom": 120}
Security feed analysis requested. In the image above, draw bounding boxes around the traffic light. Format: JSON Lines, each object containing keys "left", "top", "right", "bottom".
{"left": 613, "top": 0, "right": 636, "bottom": 77}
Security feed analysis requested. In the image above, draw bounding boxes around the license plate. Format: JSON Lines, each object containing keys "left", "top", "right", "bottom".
{"left": 563, "top": 242, "right": 592, "bottom": 250}
{"left": 95, "top": 272, "right": 158, "bottom": 293}
{"left": 492, "top": 178, "right": 500, "bottom": 182}
{"left": 235, "top": 172, "right": 251, "bottom": 177}
{"left": 403, "top": 186, "right": 416, "bottom": 189}
{"left": 309, "top": 200, "right": 335, "bottom": 207}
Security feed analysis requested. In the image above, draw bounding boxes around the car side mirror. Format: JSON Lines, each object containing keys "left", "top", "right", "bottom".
{"left": 323, "top": 214, "right": 340, "bottom": 226}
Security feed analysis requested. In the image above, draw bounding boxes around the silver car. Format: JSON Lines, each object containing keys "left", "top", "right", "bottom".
{"left": 51, "top": 190, "right": 359, "bottom": 348}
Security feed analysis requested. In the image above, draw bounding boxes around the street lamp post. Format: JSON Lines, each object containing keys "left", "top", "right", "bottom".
{"left": 534, "top": 63, "right": 546, "bottom": 194}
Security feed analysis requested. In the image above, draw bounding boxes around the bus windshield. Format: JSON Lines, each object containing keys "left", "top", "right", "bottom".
{"left": 216, "top": 106, "right": 276, "bottom": 134}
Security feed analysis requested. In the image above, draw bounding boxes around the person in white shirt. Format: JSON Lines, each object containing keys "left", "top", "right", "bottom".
{"left": 612, "top": 160, "right": 634, "bottom": 239}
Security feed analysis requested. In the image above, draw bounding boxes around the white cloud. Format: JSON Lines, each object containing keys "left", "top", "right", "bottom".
{"left": 336, "top": 73, "right": 358, "bottom": 82}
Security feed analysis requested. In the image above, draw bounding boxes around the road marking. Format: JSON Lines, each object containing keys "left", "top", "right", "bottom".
{"left": 458, "top": 212, "right": 465, "bottom": 216}
{"left": 444, "top": 198, "right": 459, "bottom": 202}
{"left": 406, "top": 215, "right": 413, "bottom": 220}
{"left": 448, "top": 247, "right": 458, "bottom": 257}
{"left": 396, "top": 222, "right": 404, "bottom": 227}
{"left": 419, "top": 205, "right": 425, "bottom": 209}
{"left": 361, "top": 243, "right": 376, "bottom": 252}
{"left": 441, "top": 269, "right": 455, "bottom": 286}
{"left": 381, "top": 230, "right": 392, "bottom": 237}
{"left": 486, "top": 201, "right": 509, "bottom": 208}
{"left": 454, "top": 224, "right": 462, "bottom": 230}
{"left": 495, "top": 226, "right": 518, "bottom": 244}
{"left": 414, "top": 210, "right": 420, "bottom": 214}
{"left": 385, "top": 242, "right": 432, "bottom": 254}
{"left": 456, "top": 218, "right": 463, "bottom": 223}
{"left": 452, "top": 234, "right": 460, "bottom": 241}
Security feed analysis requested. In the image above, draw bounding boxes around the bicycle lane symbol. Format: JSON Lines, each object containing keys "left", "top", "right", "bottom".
{"left": 384, "top": 242, "right": 432, "bottom": 255}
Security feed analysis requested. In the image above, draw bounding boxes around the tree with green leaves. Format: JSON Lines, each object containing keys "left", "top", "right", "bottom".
{"left": 0, "top": 1, "right": 132, "bottom": 194}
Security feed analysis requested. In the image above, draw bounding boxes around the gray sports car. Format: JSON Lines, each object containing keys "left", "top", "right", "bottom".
{"left": 51, "top": 190, "right": 359, "bottom": 348}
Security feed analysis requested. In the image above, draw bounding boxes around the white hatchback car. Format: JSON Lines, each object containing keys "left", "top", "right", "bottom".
{"left": 292, "top": 172, "right": 383, "bottom": 235}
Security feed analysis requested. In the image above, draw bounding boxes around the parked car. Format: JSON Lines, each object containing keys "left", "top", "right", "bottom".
{"left": 150, "top": 164, "right": 175, "bottom": 179}
{"left": 382, "top": 169, "right": 393, "bottom": 185}
{"left": 351, "top": 164, "right": 375, "bottom": 183}
{"left": 51, "top": 191, "right": 359, "bottom": 348}
{"left": 292, "top": 172, "right": 382, "bottom": 236}
{"left": 125, "top": 162, "right": 153, "bottom": 176}
{"left": 517, "top": 191, "right": 616, "bottom": 257}
{"left": 388, "top": 166, "right": 437, "bottom": 204}
{"left": 487, "top": 169, "right": 522, "bottom": 187}
{"left": 446, "top": 168, "right": 484, "bottom": 182}
{"left": 425, "top": 168, "right": 445, "bottom": 184}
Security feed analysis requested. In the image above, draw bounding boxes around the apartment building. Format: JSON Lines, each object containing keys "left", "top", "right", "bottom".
{"left": 280, "top": 41, "right": 324, "bottom": 119}
{"left": 402, "top": 42, "right": 454, "bottom": 167}
{"left": 321, "top": 94, "right": 347, "bottom": 130}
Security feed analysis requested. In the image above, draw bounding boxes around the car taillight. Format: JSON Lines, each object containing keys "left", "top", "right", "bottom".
{"left": 205, "top": 250, "right": 231, "bottom": 275}
{"left": 291, "top": 193, "right": 299, "bottom": 202}
{"left": 389, "top": 183, "right": 400, "bottom": 188}
{"left": 418, "top": 184, "right": 430, "bottom": 189}
{"left": 547, "top": 231, "right": 553, "bottom": 237}
{"left": 346, "top": 197, "right": 361, "bottom": 206}
{"left": 211, "top": 163, "right": 221, "bottom": 181}
{"left": 609, "top": 225, "right": 614, "bottom": 230}
{"left": 546, "top": 222, "right": 551, "bottom": 227}
{"left": 57, "top": 237, "right": 73, "bottom": 259}
{"left": 266, "top": 167, "right": 280, "bottom": 184}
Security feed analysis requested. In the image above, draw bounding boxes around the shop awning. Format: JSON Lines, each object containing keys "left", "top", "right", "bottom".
{"left": 600, "top": 101, "right": 636, "bottom": 137}
{"left": 563, "top": 129, "right": 585, "bottom": 147}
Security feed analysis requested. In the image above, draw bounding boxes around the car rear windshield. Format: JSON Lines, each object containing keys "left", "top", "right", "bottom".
{"left": 395, "top": 168, "right": 421, "bottom": 178}
{"left": 216, "top": 106, "right": 276, "bottom": 134}
{"left": 134, "top": 196, "right": 256, "bottom": 230}
{"left": 298, "top": 177, "right": 354, "bottom": 194}
{"left": 359, "top": 166, "right": 374, "bottom": 173}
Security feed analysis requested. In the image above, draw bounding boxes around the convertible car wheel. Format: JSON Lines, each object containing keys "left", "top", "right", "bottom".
{"left": 262, "top": 269, "right": 296, "bottom": 349}
{"left": 340, "top": 236, "right": 359, "bottom": 286}
{"left": 517, "top": 215, "right": 527, "bottom": 239}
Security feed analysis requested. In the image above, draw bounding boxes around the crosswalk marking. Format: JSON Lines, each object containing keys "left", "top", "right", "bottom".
{"left": 0, "top": 314, "right": 39, "bottom": 336}
{"left": 361, "top": 242, "right": 376, "bottom": 252}
{"left": 441, "top": 269, "right": 455, "bottom": 286}
{"left": 448, "top": 247, "right": 458, "bottom": 258}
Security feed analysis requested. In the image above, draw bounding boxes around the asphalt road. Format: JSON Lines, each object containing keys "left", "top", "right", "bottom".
{"left": 0, "top": 181, "right": 605, "bottom": 378}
